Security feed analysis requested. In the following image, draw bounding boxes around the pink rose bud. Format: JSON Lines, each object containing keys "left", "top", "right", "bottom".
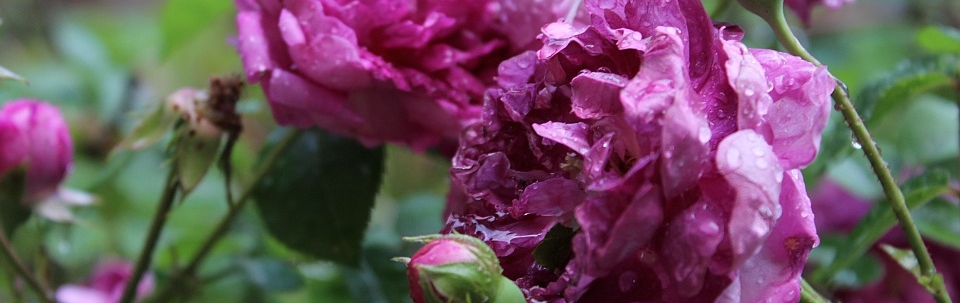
{"left": 55, "top": 259, "right": 154, "bottom": 303}
{"left": 0, "top": 100, "right": 73, "bottom": 203}
{"left": 402, "top": 234, "right": 524, "bottom": 303}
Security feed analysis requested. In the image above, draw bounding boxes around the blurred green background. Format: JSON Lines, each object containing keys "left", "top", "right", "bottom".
{"left": 0, "top": 0, "right": 957, "bottom": 301}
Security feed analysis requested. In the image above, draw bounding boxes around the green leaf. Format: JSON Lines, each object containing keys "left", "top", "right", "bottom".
{"left": 252, "top": 129, "right": 385, "bottom": 265}
{"left": 0, "top": 168, "right": 30, "bottom": 235}
{"left": 912, "top": 199, "right": 960, "bottom": 250}
{"left": 856, "top": 55, "right": 960, "bottom": 128}
{"left": 810, "top": 169, "right": 951, "bottom": 284}
{"left": 809, "top": 235, "right": 884, "bottom": 288}
{"left": 917, "top": 26, "right": 960, "bottom": 54}
{"left": 173, "top": 124, "right": 222, "bottom": 195}
{"left": 533, "top": 224, "right": 574, "bottom": 270}
{"left": 159, "top": 0, "right": 233, "bottom": 59}
{"left": 113, "top": 103, "right": 177, "bottom": 152}
{"left": 240, "top": 258, "right": 305, "bottom": 292}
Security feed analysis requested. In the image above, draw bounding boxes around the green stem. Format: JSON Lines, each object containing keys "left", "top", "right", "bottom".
{"left": 146, "top": 129, "right": 302, "bottom": 303}
{"left": 800, "top": 278, "right": 829, "bottom": 303}
{"left": 0, "top": 226, "right": 53, "bottom": 303}
{"left": 764, "top": 4, "right": 951, "bottom": 303}
{"left": 118, "top": 168, "right": 179, "bottom": 303}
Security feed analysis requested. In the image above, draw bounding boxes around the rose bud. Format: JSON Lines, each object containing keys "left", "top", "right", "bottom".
{"left": 400, "top": 234, "right": 524, "bottom": 303}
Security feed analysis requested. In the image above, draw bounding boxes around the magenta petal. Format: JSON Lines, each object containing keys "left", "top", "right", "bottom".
{"left": 533, "top": 122, "right": 591, "bottom": 155}
{"left": 662, "top": 201, "right": 725, "bottom": 297}
{"left": 0, "top": 100, "right": 73, "bottom": 203}
{"left": 0, "top": 116, "right": 26, "bottom": 176}
{"left": 570, "top": 72, "right": 627, "bottom": 119}
{"left": 752, "top": 49, "right": 834, "bottom": 170}
{"left": 264, "top": 69, "right": 360, "bottom": 130}
{"left": 716, "top": 130, "right": 784, "bottom": 266}
{"left": 736, "top": 170, "right": 818, "bottom": 302}
{"left": 660, "top": 97, "right": 710, "bottom": 198}
{"left": 513, "top": 178, "right": 584, "bottom": 220}
{"left": 722, "top": 38, "right": 773, "bottom": 138}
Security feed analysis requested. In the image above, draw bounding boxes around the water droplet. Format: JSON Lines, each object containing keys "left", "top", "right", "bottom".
{"left": 726, "top": 148, "right": 742, "bottom": 168}
{"left": 516, "top": 59, "right": 531, "bottom": 68}
{"left": 744, "top": 88, "right": 755, "bottom": 97}
{"left": 698, "top": 126, "right": 711, "bottom": 143}
{"left": 58, "top": 241, "right": 71, "bottom": 254}
{"left": 755, "top": 158, "right": 769, "bottom": 169}
{"left": 850, "top": 135, "right": 862, "bottom": 149}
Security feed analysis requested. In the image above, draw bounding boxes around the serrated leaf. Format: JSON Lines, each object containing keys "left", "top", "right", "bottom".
{"left": 0, "top": 168, "right": 30, "bottom": 234}
{"left": 159, "top": 0, "right": 233, "bottom": 59}
{"left": 240, "top": 258, "right": 305, "bottom": 292}
{"left": 252, "top": 129, "right": 385, "bottom": 266}
{"left": 810, "top": 169, "right": 951, "bottom": 284}
{"left": 533, "top": 224, "right": 574, "bottom": 270}
{"left": 856, "top": 55, "right": 960, "bottom": 127}
{"left": 917, "top": 26, "right": 960, "bottom": 54}
{"left": 913, "top": 199, "right": 960, "bottom": 250}
{"left": 114, "top": 103, "right": 177, "bottom": 152}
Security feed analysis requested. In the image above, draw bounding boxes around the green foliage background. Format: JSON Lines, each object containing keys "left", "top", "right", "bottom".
{"left": 0, "top": 0, "right": 957, "bottom": 301}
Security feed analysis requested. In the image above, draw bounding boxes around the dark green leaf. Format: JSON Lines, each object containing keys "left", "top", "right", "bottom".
{"left": 913, "top": 199, "right": 960, "bottom": 250}
{"left": 252, "top": 129, "right": 385, "bottom": 265}
{"left": 810, "top": 169, "right": 951, "bottom": 284}
{"left": 240, "top": 258, "right": 305, "bottom": 292}
{"left": 856, "top": 55, "right": 960, "bottom": 127}
{"left": 159, "top": 0, "right": 233, "bottom": 59}
{"left": 0, "top": 168, "right": 29, "bottom": 234}
{"left": 533, "top": 224, "right": 574, "bottom": 270}
{"left": 917, "top": 26, "right": 960, "bottom": 54}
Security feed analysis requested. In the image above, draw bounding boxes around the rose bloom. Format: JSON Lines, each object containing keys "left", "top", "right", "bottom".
{"left": 235, "top": 0, "right": 576, "bottom": 151}
{"left": 810, "top": 180, "right": 960, "bottom": 303}
{"left": 55, "top": 260, "right": 154, "bottom": 303}
{"left": 0, "top": 100, "right": 73, "bottom": 204}
{"left": 441, "top": 0, "right": 835, "bottom": 301}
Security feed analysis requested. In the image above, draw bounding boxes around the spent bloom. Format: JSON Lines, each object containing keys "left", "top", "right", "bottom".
{"left": 442, "top": 0, "right": 835, "bottom": 301}
{"left": 235, "top": 0, "right": 576, "bottom": 151}
{"left": 0, "top": 100, "right": 73, "bottom": 204}
{"left": 55, "top": 259, "right": 155, "bottom": 303}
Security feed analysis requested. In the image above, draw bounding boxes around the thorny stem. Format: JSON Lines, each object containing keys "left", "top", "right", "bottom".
{"left": 764, "top": 3, "right": 952, "bottom": 303}
{"left": 118, "top": 168, "right": 179, "bottom": 303}
{"left": 146, "top": 129, "right": 302, "bottom": 303}
{"left": 0, "top": 226, "right": 53, "bottom": 303}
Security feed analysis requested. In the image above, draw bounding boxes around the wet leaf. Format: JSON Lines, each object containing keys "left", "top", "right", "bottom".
{"left": 533, "top": 224, "right": 574, "bottom": 270}
{"left": 252, "top": 129, "right": 385, "bottom": 265}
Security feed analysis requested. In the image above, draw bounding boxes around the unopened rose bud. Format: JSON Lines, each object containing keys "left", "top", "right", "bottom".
{"left": 0, "top": 100, "right": 73, "bottom": 203}
{"left": 401, "top": 234, "right": 525, "bottom": 303}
